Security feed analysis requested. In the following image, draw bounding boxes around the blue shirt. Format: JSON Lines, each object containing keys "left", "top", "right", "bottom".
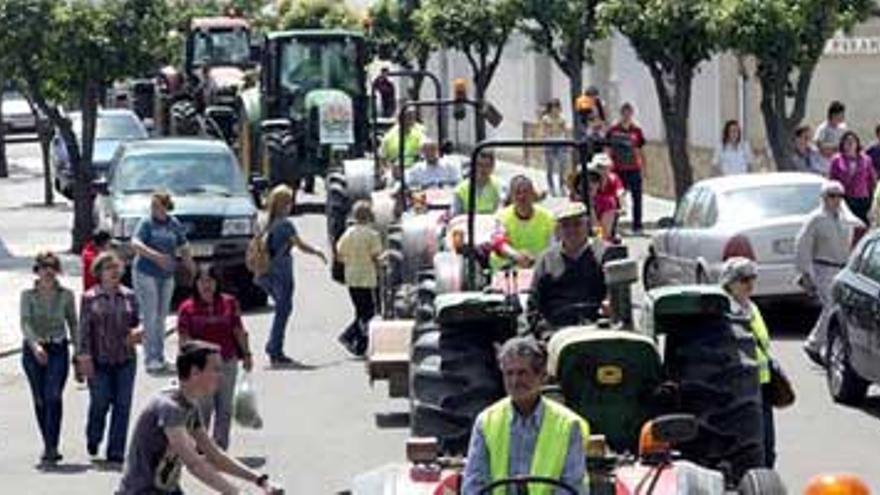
{"left": 265, "top": 217, "right": 298, "bottom": 282}
{"left": 462, "top": 399, "right": 587, "bottom": 495}
{"left": 133, "top": 216, "right": 188, "bottom": 279}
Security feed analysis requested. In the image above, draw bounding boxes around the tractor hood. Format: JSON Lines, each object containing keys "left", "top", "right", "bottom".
{"left": 208, "top": 66, "right": 246, "bottom": 90}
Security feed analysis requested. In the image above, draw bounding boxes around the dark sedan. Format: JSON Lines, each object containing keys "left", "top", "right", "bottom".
{"left": 52, "top": 109, "right": 147, "bottom": 198}
{"left": 826, "top": 229, "right": 880, "bottom": 404}
{"left": 93, "top": 138, "right": 266, "bottom": 307}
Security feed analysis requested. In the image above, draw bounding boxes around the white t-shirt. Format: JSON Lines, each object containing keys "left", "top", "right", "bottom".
{"left": 813, "top": 121, "right": 847, "bottom": 150}
{"left": 713, "top": 142, "right": 754, "bottom": 176}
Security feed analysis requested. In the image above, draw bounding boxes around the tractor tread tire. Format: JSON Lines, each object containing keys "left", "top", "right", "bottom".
{"left": 737, "top": 468, "right": 787, "bottom": 495}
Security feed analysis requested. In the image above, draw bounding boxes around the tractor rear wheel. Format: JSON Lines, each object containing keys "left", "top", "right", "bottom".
{"left": 170, "top": 100, "right": 200, "bottom": 136}
{"left": 737, "top": 468, "right": 786, "bottom": 495}
{"left": 264, "top": 129, "right": 298, "bottom": 189}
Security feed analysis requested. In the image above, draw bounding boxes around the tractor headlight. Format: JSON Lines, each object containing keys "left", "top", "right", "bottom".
{"left": 222, "top": 216, "right": 254, "bottom": 237}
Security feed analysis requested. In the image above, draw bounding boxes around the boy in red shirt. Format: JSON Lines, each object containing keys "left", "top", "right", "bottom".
{"left": 607, "top": 103, "right": 646, "bottom": 233}
{"left": 82, "top": 229, "right": 111, "bottom": 291}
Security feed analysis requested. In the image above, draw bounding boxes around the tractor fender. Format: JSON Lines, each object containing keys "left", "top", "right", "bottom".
{"left": 614, "top": 460, "right": 724, "bottom": 494}
{"left": 370, "top": 190, "right": 397, "bottom": 234}
{"left": 401, "top": 212, "right": 444, "bottom": 281}
{"left": 351, "top": 463, "right": 459, "bottom": 495}
{"left": 366, "top": 319, "right": 414, "bottom": 398}
{"left": 343, "top": 157, "right": 376, "bottom": 200}
{"left": 432, "top": 252, "right": 464, "bottom": 294}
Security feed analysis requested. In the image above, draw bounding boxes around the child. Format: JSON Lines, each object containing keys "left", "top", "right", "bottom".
{"left": 336, "top": 200, "right": 383, "bottom": 356}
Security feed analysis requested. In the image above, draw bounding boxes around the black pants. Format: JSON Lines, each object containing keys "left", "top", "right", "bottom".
{"left": 845, "top": 196, "right": 871, "bottom": 225}
{"left": 341, "top": 288, "right": 376, "bottom": 342}
{"left": 619, "top": 170, "right": 643, "bottom": 231}
{"left": 761, "top": 385, "right": 776, "bottom": 468}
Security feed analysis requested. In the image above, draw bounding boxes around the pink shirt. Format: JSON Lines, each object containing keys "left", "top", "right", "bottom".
{"left": 829, "top": 153, "right": 877, "bottom": 199}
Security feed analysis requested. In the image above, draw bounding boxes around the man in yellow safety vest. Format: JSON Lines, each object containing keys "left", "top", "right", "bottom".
{"left": 453, "top": 150, "right": 504, "bottom": 216}
{"left": 492, "top": 176, "right": 556, "bottom": 268}
{"left": 462, "top": 337, "right": 588, "bottom": 495}
{"left": 381, "top": 107, "right": 425, "bottom": 173}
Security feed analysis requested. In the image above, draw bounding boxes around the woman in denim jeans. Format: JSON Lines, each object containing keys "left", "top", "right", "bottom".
{"left": 259, "top": 185, "right": 327, "bottom": 367}
{"left": 77, "top": 251, "right": 141, "bottom": 464}
{"left": 131, "top": 191, "right": 195, "bottom": 373}
{"left": 20, "top": 251, "right": 77, "bottom": 464}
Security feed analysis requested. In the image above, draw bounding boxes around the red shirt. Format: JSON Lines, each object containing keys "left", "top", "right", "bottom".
{"left": 177, "top": 294, "right": 244, "bottom": 360}
{"left": 82, "top": 242, "right": 100, "bottom": 291}
{"left": 607, "top": 122, "right": 646, "bottom": 172}
{"left": 594, "top": 172, "right": 624, "bottom": 220}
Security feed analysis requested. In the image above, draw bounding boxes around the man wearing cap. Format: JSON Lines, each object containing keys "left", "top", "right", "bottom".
{"left": 406, "top": 139, "right": 460, "bottom": 189}
{"left": 529, "top": 202, "right": 606, "bottom": 327}
{"left": 492, "top": 176, "right": 556, "bottom": 269}
{"left": 452, "top": 150, "right": 505, "bottom": 216}
{"left": 795, "top": 180, "right": 861, "bottom": 366}
{"left": 719, "top": 257, "right": 776, "bottom": 467}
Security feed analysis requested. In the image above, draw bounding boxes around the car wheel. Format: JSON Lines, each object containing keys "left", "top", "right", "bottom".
{"left": 642, "top": 253, "right": 662, "bottom": 292}
{"left": 826, "top": 322, "right": 868, "bottom": 405}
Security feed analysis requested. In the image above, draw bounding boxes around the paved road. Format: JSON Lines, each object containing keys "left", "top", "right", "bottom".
{"left": 0, "top": 139, "right": 879, "bottom": 493}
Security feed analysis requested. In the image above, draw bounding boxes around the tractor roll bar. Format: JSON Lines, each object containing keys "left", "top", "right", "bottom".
{"left": 466, "top": 137, "right": 619, "bottom": 289}
{"left": 396, "top": 98, "right": 482, "bottom": 208}
{"left": 371, "top": 70, "right": 443, "bottom": 172}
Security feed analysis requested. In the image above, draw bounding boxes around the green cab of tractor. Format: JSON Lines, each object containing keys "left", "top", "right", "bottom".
{"left": 237, "top": 30, "right": 369, "bottom": 192}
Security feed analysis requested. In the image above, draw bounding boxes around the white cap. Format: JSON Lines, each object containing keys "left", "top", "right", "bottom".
{"left": 821, "top": 180, "right": 845, "bottom": 197}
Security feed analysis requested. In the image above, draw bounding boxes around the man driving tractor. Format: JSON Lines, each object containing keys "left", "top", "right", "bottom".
{"left": 462, "top": 337, "right": 589, "bottom": 495}
{"left": 406, "top": 138, "right": 460, "bottom": 189}
{"left": 530, "top": 203, "right": 607, "bottom": 327}
{"left": 492, "top": 176, "right": 556, "bottom": 268}
{"left": 452, "top": 150, "right": 505, "bottom": 215}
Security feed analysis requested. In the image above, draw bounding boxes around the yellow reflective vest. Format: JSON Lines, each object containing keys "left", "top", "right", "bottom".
{"left": 482, "top": 397, "right": 589, "bottom": 495}
{"left": 750, "top": 305, "right": 771, "bottom": 385}
{"left": 496, "top": 204, "right": 556, "bottom": 258}
{"left": 455, "top": 177, "right": 503, "bottom": 214}
{"left": 381, "top": 123, "right": 425, "bottom": 169}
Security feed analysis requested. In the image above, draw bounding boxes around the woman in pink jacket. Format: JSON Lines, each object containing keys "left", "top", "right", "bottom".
{"left": 829, "top": 130, "right": 876, "bottom": 223}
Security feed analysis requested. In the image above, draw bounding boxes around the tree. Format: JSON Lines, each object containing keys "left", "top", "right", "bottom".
{"left": 0, "top": 77, "right": 7, "bottom": 178}
{"left": 276, "top": 0, "right": 364, "bottom": 31}
{"left": 0, "top": 0, "right": 172, "bottom": 252}
{"left": 367, "top": 0, "right": 437, "bottom": 98}
{"left": 518, "top": 0, "right": 606, "bottom": 139}
{"left": 419, "top": 0, "right": 520, "bottom": 140}
{"left": 601, "top": 0, "right": 723, "bottom": 198}
{"left": 723, "top": 0, "right": 873, "bottom": 171}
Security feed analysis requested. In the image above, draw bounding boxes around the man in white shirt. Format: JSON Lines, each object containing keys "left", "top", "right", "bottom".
{"left": 814, "top": 101, "right": 847, "bottom": 161}
{"left": 406, "top": 139, "right": 460, "bottom": 189}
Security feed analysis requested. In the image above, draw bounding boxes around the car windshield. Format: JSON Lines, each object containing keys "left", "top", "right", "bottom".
{"left": 279, "top": 38, "right": 360, "bottom": 96}
{"left": 113, "top": 151, "right": 247, "bottom": 196}
{"left": 71, "top": 114, "right": 146, "bottom": 140}
{"left": 193, "top": 28, "right": 250, "bottom": 66}
{"left": 720, "top": 183, "right": 821, "bottom": 223}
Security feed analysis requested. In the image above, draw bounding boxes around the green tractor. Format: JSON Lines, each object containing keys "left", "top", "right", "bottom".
{"left": 236, "top": 30, "right": 369, "bottom": 194}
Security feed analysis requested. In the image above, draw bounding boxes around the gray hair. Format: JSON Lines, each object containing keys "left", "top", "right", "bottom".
{"left": 497, "top": 336, "right": 546, "bottom": 373}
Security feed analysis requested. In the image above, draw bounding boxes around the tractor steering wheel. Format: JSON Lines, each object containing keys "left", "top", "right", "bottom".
{"left": 478, "top": 475, "right": 579, "bottom": 495}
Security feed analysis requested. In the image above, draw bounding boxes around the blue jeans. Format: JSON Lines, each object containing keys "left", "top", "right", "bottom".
{"left": 133, "top": 270, "right": 174, "bottom": 367}
{"left": 260, "top": 272, "right": 294, "bottom": 358}
{"left": 619, "top": 170, "right": 643, "bottom": 231}
{"left": 545, "top": 147, "right": 567, "bottom": 196}
{"left": 87, "top": 359, "right": 136, "bottom": 459}
{"left": 22, "top": 342, "right": 69, "bottom": 453}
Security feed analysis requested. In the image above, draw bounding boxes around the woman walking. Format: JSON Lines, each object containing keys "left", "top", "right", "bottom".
{"left": 132, "top": 191, "right": 195, "bottom": 374}
{"left": 259, "top": 184, "right": 327, "bottom": 366}
{"left": 177, "top": 264, "right": 253, "bottom": 449}
{"left": 829, "top": 130, "right": 877, "bottom": 224}
{"left": 20, "top": 251, "right": 77, "bottom": 464}
{"left": 720, "top": 257, "right": 777, "bottom": 468}
{"left": 77, "top": 251, "right": 141, "bottom": 464}
{"left": 712, "top": 120, "right": 754, "bottom": 176}
{"left": 539, "top": 98, "right": 568, "bottom": 196}
{"left": 336, "top": 201, "right": 383, "bottom": 356}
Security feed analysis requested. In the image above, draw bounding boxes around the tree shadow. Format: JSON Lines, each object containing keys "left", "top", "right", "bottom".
{"left": 236, "top": 456, "right": 266, "bottom": 469}
{"left": 375, "top": 411, "right": 410, "bottom": 429}
{"left": 90, "top": 459, "right": 124, "bottom": 472}
{"left": 264, "top": 358, "right": 346, "bottom": 372}
{"left": 35, "top": 462, "right": 92, "bottom": 474}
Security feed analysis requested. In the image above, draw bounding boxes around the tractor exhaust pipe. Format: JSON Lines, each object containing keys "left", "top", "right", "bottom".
{"left": 603, "top": 258, "right": 639, "bottom": 329}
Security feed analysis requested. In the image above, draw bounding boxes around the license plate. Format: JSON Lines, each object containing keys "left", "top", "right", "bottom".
{"left": 773, "top": 238, "right": 794, "bottom": 255}
{"left": 188, "top": 244, "right": 213, "bottom": 258}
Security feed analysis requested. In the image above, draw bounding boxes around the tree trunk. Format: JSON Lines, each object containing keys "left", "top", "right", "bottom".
{"left": 757, "top": 66, "right": 809, "bottom": 172}
{"left": 38, "top": 120, "right": 53, "bottom": 206}
{"left": 0, "top": 83, "right": 7, "bottom": 179}
{"left": 71, "top": 82, "right": 100, "bottom": 253}
{"left": 760, "top": 90, "right": 795, "bottom": 172}
{"left": 474, "top": 80, "right": 487, "bottom": 142}
{"left": 567, "top": 59, "right": 584, "bottom": 140}
{"left": 650, "top": 65, "right": 694, "bottom": 199}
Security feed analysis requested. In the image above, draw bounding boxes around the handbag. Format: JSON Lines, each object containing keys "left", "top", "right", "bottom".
{"left": 757, "top": 335, "right": 796, "bottom": 408}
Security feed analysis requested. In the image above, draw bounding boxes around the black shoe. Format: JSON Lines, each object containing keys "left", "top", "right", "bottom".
{"left": 87, "top": 443, "right": 98, "bottom": 457}
{"left": 269, "top": 354, "right": 295, "bottom": 367}
{"left": 41, "top": 449, "right": 62, "bottom": 464}
{"left": 338, "top": 333, "right": 361, "bottom": 356}
{"left": 105, "top": 455, "right": 124, "bottom": 465}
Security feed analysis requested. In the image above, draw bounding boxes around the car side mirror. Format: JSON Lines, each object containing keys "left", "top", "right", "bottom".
{"left": 657, "top": 216, "right": 674, "bottom": 229}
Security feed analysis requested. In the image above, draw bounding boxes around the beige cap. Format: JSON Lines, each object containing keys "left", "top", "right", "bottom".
{"left": 821, "top": 180, "right": 845, "bottom": 196}
{"left": 556, "top": 202, "right": 588, "bottom": 221}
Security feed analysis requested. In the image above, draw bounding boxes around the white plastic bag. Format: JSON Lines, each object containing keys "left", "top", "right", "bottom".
{"left": 233, "top": 372, "right": 263, "bottom": 429}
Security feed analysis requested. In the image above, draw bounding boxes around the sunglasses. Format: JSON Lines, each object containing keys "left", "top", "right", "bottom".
{"left": 826, "top": 193, "right": 844, "bottom": 199}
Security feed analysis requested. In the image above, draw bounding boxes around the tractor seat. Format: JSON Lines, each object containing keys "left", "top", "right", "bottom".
{"left": 547, "top": 328, "right": 663, "bottom": 454}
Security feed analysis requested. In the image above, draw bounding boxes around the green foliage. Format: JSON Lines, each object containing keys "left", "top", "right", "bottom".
{"left": 518, "top": 0, "right": 606, "bottom": 75}
{"left": 419, "top": 0, "right": 520, "bottom": 92}
{"left": 368, "top": 0, "right": 435, "bottom": 68}
{"left": 276, "top": 0, "right": 364, "bottom": 31}
{"left": 599, "top": 0, "right": 723, "bottom": 75}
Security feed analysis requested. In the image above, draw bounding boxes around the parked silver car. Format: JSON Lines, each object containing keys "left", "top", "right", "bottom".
{"left": 2, "top": 91, "right": 36, "bottom": 133}
{"left": 643, "top": 172, "right": 856, "bottom": 302}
